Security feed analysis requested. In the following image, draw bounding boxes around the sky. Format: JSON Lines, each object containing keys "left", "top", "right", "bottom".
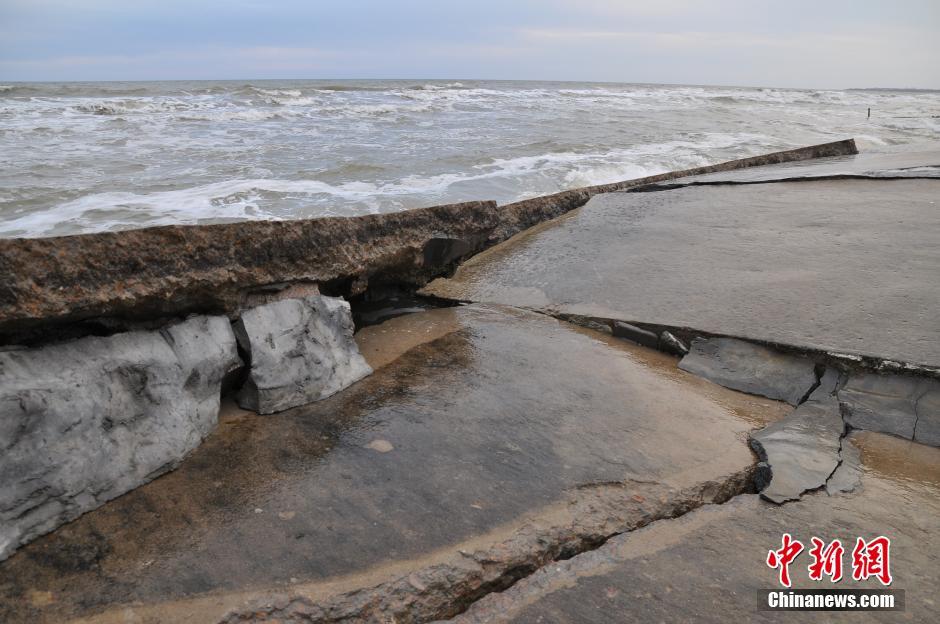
{"left": 1, "top": 0, "right": 938, "bottom": 88}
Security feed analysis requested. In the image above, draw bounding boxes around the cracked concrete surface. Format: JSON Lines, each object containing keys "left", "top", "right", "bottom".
{"left": 440, "top": 431, "right": 940, "bottom": 624}
{"left": 2, "top": 147, "right": 938, "bottom": 623}
{"left": 678, "top": 337, "right": 819, "bottom": 406}
{"left": 422, "top": 165, "right": 940, "bottom": 368}
{"left": 0, "top": 306, "right": 790, "bottom": 623}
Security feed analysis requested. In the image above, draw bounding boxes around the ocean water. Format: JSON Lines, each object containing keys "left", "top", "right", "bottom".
{"left": 1, "top": 79, "right": 938, "bottom": 238}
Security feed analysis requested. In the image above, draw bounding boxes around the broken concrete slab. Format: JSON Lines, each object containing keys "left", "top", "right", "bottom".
{"left": 675, "top": 149, "right": 940, "bottom": 185}
{"left": 234, "top": 295, "right": 372, "bottom": 414}
{"left": 0, "top": 305, "right": 791, "bottom": 623}
{"left": 0, "top": 141, "right": 857, "bottom": 344}
{"left": 0, "top": 315, "right": 240, "bottom": 562}
{"left": 839, "top": 372, "right": 940, "bottom": 445}
{"left": 446, "top": 431, "right": 940, "bottom": 624}
{"left": 678, "top": 337, "right": 818, "bottom": 406}
{"left": 749, "top": 396, "right": 844, "bottom": 503}
{"left": 422, "top": 178, "right": 940, "bottom": 368}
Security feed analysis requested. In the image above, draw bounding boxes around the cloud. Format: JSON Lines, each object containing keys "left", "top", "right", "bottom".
{"left": 0, "top": 0, "right": 937, "bottom": 87}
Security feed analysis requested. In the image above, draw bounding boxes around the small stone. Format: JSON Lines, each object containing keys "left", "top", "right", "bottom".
{"left": 658, "top": 331, "right": 689, "bottom": 356}
{"left": 612, "top": 321, "right": 658, "bottom": 349}
{"left": 365, "top": 439, "right": 394, "bottom": 453}
{"left": 254, "top": 508, "right": 264, "bottom": 514}
{"left": 278, "top": 511, "right": 296, "bottom": 520}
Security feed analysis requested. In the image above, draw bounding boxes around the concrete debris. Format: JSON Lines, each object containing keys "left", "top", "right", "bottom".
{"left": 0, "top": 315, "right": 240, "bottom": 562}
{"left": 234, "top": 295, "right": 372, "bottom": 414}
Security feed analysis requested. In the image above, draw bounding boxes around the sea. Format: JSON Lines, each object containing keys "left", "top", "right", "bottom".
{"left": 1, "top": 79, "right": 937, "bottom": 238}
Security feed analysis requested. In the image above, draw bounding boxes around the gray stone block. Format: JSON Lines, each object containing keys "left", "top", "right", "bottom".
{"left": 611, "top": 321, "right": 658, "bottom": 349}
{"left": 678, "top": 337, "right": 818, "bottom": 405}
{"left": 659, "top": 331, "right": 689, "bottom": 356}
{"left": 750, "top": 396, "right": 844, "bottom": 503}
{"left": 235, "top": 295, "right": 373, "bottom": 414}
{"left": 839, "top": 373, "right": 940, "bottom": 445}
{"left": 0, "top": 315, "right": 239, "bottom": 561}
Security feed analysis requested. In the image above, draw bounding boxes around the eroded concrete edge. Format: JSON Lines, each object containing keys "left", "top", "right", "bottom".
{"left": 213, "top": 468, "right": 756, "bottom": 624}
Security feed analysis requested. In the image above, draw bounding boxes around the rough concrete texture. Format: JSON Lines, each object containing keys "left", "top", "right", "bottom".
{"left": 0, "top": 315, "right": 240, "bottom": 562}
{"left": 423, "top": 178, "right": 940, "bottom": 368}
{"left": 234, "top": 295, "right": 372, "bottom": 414}
{"left": 750, "top": 396, "right": 844, "bottom": 503}
{"left": 444, "top": 431, "right": 940, "bottom": 624}
{"left": 0, "top": 140, "right": 856, "bottom": 342}
{"left": 840, "top": 372, "right": 940, "bottom": 446}
{"left": 0, "top": 305, "right": 792, "bottom": 623}
{"left": 678, "top": 337, "right": 818, "bottom": 405}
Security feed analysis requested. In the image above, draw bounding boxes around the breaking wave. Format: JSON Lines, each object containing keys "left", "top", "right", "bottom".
{"left": 2, "top": 79, "right": 938, "bottom": 237}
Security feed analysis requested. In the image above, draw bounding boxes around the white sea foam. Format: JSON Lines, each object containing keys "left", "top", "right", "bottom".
{"left": 2, "top": 80, "right": 938, "bottom": 237}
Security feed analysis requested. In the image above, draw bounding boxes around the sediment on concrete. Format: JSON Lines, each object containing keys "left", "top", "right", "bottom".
{"left": 0, "top": 139, "right": 856, "bottom": 344}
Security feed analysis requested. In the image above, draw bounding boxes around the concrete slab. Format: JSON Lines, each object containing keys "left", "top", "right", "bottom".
{"left": 840, "top": 372, "right": 940, "bottom": 445}
{"left": 678, "top": 337, "right": 818, "bottom": 406}
{"left": 750, "top": 396, "right": 844, "bottom": 503}
{"left": 422, "top": 178, "right": 940, "bottom": 367}
{"left": 445, "top": 431, "right": 940, "bottom": 624}
{"left": 677, "top": 149, "right": 940, "bottom": 184}
{"left": 0, "top": 305, "right": 790, "bottom": 624}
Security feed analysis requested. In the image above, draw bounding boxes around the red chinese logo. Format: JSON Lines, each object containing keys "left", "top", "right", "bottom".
{"left": 808, "top": 537, "right": 844, "bottom": 582}
{"left": 766, "top": 533, "right": 804, "bottom": 587}
{"left": 851, "top": 536, "right": 892, "bottom": 586}
{"left": 767, "top": 534, "right": 892, "bottom": 587}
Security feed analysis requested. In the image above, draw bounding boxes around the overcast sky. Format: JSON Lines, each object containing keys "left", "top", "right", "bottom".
{"left": 1, "top": 0, "right": 937, "bottom": 88}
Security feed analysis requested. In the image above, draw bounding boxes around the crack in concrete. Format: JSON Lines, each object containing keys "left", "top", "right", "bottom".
{"left": 796, "top": 365, "right": 825, "bottom": 406}
{"left": 219, "top": 470, "right": 758, "bottom": 623}
{"left": 627, "top": 172, "right": 940, "bottom": 193}
{"left": 824, "top": 402, "right": 852, "bottom": 492}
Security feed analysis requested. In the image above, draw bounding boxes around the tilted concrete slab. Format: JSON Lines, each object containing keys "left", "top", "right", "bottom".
{"left": 445, "top": 431, "right": 940, "bottom": 624}
{"left": 0, "top": 305, "right": 790, "bottom": 623}
{"left": 679, "top": 337, "right": 819, "bottom": 406}
{"left": 672, "top": 149, "right": 940, "bottom": 184}
{"left": 422, "top": 178, "right": 940, "bottom": 367}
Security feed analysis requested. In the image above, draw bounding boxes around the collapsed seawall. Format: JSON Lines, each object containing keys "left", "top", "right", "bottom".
{"left": 0, "top": 139, "right": 858, "bottom": 562}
